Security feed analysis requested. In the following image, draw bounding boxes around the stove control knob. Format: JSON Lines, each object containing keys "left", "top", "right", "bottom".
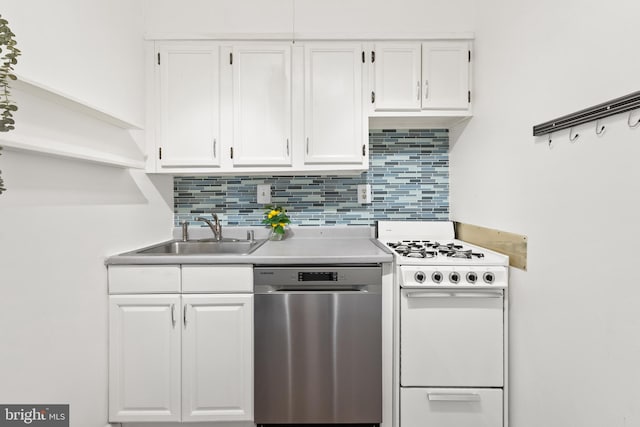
{"left": 483, "top": 272, "right": 495, "bottom": 284}
{"left": 449, "top": 272, "right": 460, "bottom": 284}
{"left": 466, "top": 272, "right": 478, "bottom": 284}
{"left": 414, "top": 271, "right": 426, "bottom": 283}
{"left": 432, "top": 271, "right": 443, "bottom": 283}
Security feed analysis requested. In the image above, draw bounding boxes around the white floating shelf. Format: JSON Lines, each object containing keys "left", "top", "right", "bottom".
{"left": 12, "top": 75, "right": 143, "bottom": 130}
{"left": 0, "top": 133, "right": 145, "bottom": 169}
{"left": 1, "top": 74, "right": 146, "bottom": 169}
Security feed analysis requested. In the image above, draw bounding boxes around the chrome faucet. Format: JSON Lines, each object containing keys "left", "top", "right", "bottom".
{"left": 195, "top": 213, "right": 223, "bottom": 241}
{"left": 181, "top": 220, "right": 189, "bottom": 242}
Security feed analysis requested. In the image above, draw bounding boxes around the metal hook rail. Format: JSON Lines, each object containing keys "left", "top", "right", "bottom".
{"left": 533, "top": 90, "right": 640, "bottom": 136}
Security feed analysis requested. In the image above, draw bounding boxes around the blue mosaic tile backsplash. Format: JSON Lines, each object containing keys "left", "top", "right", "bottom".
{"left": 174, "top": 129, "right": 449, "bottom": 227}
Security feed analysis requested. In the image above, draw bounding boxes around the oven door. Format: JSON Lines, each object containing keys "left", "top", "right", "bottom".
{"left": 400, "top": 288, "right": 504, "bottom": 387}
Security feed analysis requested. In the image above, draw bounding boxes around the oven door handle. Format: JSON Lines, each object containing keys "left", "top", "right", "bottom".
{"left": 405, "top": 290, "right": 503, "bottom": 298}
{"left": 427, "top": 392, "right": 481, "bottom": 402}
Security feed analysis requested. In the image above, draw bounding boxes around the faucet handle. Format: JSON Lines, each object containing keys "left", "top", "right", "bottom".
{"left": 247, "top": 230, "right": 255, "bottom": 242}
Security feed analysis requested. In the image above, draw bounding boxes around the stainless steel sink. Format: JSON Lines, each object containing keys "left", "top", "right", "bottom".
{"left": 134, "top": 238, "right": 267, "bottom": 255}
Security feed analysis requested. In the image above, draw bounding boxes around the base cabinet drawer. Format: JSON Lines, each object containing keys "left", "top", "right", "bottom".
{"left": 401, "top": 388, "right": 502, "bottom": 427}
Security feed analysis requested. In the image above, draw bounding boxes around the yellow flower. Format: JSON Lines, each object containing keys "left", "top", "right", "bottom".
{"left": 271, "top": 223, "right": 278, "bottom": 227}
{"left": 279, "top": 222, "right": 286, "bottom": 227}
{"left": 268, "top": 210, "right": 279, "bottom": 219}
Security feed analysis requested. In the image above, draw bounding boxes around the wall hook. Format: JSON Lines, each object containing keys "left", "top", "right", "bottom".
{"left": 569, "top": 127, "right": 580, "bottom": 142}
{"left": 595, "top": 120, "right": 605, "bottom": 135}
{"left": 629, "top": 110, "right": 640, "bottom": 128}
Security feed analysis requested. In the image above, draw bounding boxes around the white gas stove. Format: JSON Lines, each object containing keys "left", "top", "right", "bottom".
{"left": 377, "top": 220, "right": 509, "bottom": 288}
{"left": 379, "top": 220, "right": 509, "bottom": 427}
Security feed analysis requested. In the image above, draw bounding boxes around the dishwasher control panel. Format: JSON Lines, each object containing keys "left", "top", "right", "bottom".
{"left": 255, "top": 266, "right": 382, "bottom": 286}
{"left": 298, "top": 271, "right": 338, "bottom": 281}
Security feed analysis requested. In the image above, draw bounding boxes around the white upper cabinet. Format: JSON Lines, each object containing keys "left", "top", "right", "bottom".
{"left": 373, "top": 43, "right": 422, "bottom": 111}
{"left": 304, "top": 43, "right": 366, "bottom": 165}
{"left": 149, "top": 37, "right": 472, "bottom": 174}
{"left": 157, "top": 42, "right": 220, "bottom": 168}
{"left": 421, "top": 41, "right": 470, "bottom": 110}
{"left": 231, "top": 44, "right": 292, "bottom": 166}
{"left": 371, "top": 40, "right": 471, "bottom": 114}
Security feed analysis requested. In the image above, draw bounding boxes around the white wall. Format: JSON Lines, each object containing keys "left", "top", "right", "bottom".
{"left": 0, "top": 2, "right": 173, "bottom": 426}
{"left": 1, "top": 0, "right": 146, "bottom": 126}
{"left": 450, "top": 0, "right": 640, "bottom": 426}
{"left": 143, "top": 0, "right": 475, "bottom": 36}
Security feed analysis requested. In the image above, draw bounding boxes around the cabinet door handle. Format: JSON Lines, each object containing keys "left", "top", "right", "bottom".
{"left": 427, "top": 392, "right": 480, "bottom": 402}
{"left": 424, "top": 80, "right": 429, "bottom": 99}
{"left": 417, "top": 81, "right": 421, "bottom": 100}
{"left": 171, "top": 304, "right": 176, "bottom": 328}
{"left": 306, "top": 137, "right": 310, "bottom": 154}
{"left": 183, "top": 305, "right": 187, "bottom": 328}
{"left": 213, "top": 139, "right": 217, "bottom": 158}
{"left": 286, "top": 138, "right": 289, "bottom": 156}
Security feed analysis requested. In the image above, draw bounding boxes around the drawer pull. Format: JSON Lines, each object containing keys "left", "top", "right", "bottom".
{"left": 427, "top": 392, "right": 480, "bottom": 402}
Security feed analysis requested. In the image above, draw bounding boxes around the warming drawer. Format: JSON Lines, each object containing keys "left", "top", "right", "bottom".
{"left": 401, "top": 388, "right": 503, "bottom": 427}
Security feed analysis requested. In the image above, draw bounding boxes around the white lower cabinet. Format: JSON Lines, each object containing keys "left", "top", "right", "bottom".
{"left": 401, "top": 388, "right": 502, "bottom": 427}
{"left": 109, "top": 295, "right": 182, "bottom": 422}
{"left": 182, "top": 294, "right": 253, "bottom": 422}
{"left": 108, "top": 265, "right": 253, "bottom": 424}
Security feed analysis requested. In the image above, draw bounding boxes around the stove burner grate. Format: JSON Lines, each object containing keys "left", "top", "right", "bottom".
{"left": 386, "top": 240, "right": 485, "bottom": 259}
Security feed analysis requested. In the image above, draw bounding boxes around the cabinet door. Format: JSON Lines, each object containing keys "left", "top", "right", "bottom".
{"left": 109, "top": 295, "right": 181, "bottom": 422}
{"left": 304, "top": 43, "right": 365, "bottom": 164}
{"left": 158, "top": 43, "right": 220, "bottom": 168}
{"left": 182, "top": 294, "right": 253, "bottom": 422}
{"left": 422, "top": 41, "right": 470, "bottom": 110}
{"left": 373, "top": 43, "right": 422, "bottom": 111}
{"left": 232, "top": 45, "right": 291, "bottom": 166}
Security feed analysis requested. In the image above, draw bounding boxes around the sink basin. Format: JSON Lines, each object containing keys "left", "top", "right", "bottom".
{"left": 134, "top": 238, "right": 267, "bottom": 255}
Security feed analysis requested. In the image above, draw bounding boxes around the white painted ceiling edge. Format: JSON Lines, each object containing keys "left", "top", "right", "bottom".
{"left": 143, "top": 0, "right": 476, "bottom": 40}
{"left": 144, "top": 32, "right": 476, "bottom": 41}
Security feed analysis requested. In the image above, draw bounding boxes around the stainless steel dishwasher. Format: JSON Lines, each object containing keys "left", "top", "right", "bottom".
{"left": 254, "top": 265, "right": 382, "bottom": 426}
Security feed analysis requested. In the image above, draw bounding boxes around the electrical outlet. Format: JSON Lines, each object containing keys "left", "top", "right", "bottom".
{"left": 357, "top": 184, "right": 372, "bottom": 204}
{"left": 257, "top": 184, "right": 271, "bottom": 204}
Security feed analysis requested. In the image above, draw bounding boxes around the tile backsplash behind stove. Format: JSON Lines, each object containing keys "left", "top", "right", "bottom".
{"left": 174, "top": 129, "right": 449, "bottom": 227}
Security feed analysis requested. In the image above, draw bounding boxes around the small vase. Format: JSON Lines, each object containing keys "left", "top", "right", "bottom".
{"left": 269, "top": 230, "right": 285, "bottom": 241}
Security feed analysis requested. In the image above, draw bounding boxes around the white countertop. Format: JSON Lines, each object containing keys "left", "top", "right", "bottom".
{"left": 105, "top": 226, "right": 394, "bottom": 265}
{"left": 250, "top": 237, "right": 392, "bottom": 264}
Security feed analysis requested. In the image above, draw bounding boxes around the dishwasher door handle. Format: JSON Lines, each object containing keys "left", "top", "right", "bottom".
{"left": 269, "top": 285, "right": 370, "bottom": 293}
